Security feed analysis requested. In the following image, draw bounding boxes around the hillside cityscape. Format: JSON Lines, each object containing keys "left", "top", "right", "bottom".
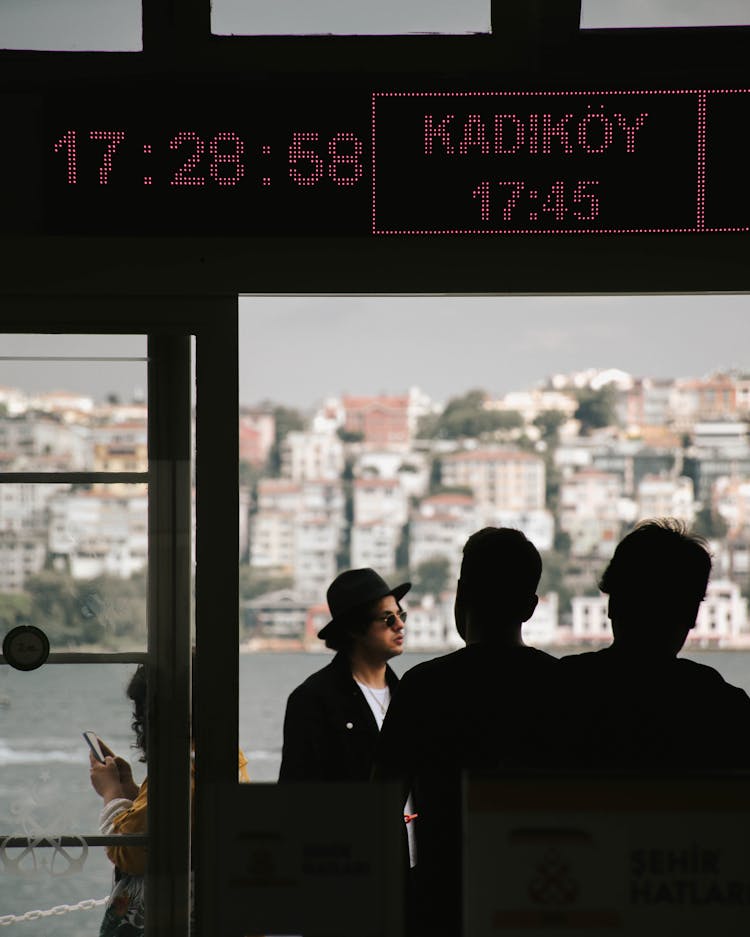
{"left": 1, "top": 367, "right": 750, "bottom": 650}
{"left": 239, "top": 367, "right": 750, "bottom": 651}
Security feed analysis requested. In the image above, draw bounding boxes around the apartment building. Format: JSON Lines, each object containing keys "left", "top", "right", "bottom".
{"left": 441, "top": 448, "right": 545, "bottom": 511}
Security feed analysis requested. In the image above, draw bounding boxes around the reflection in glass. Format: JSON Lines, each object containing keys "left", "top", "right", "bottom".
{"left": 212, "top": 0, "right": 490, "bottom": 36}
{"left": 0, "top": 341, "right": 147, "bottom": 473}
{"left": 0, "top": 485, "right": 148, "bottom": 651}
{"left": 0, "top": 0, "right": 141, "bottom": 51}
{"left": 0, "top": 664, "right": 142, "bottom": 936}
{"left": 581, "top": 0, "right": 750, "bottom": 29}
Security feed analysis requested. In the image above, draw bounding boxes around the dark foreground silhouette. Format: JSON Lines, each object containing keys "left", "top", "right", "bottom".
{"left": 374, "top": 527, "right": 559, "bottom": 937}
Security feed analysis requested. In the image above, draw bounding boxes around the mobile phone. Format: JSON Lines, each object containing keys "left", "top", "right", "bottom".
{"left": 83, "top": 730, "right": 107, "bottom": 763}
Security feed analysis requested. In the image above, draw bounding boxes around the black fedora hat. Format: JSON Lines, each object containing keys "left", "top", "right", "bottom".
{"left": 318, "top": 568, "right": 411, "bottom": 641}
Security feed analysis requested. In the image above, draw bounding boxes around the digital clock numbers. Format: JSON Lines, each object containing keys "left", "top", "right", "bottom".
{"left": 43, "top": 86, "right": 750, "bottom": 236}
{"left": 53, "top": 128, "right": 365, "bottom": 189}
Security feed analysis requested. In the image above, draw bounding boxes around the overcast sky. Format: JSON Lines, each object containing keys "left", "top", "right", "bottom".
{"left": 0, "top": 0, "right": 747, "bottom": 51}
{"left": 237, "top": 295, "right": 750, "bottom": 408}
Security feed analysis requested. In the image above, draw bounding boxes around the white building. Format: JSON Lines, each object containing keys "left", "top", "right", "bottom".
{"left": 242, "top": 588, "right": 308, "bottom": 644}
{"left": 0, "top": 483, "right": 52, "bottom": 591}
{"left": 0, "top": 533, "right": 47, "bottom": 592}
{"left": 410, "top": 510, "right": 480, "bottom": 581}
{"left": 301, "top": 480, "right": 346, "bottom": 526}
{"left": 486, "top": 508, "right": 555, "bottom": 552}
{"left": 350, "top": 521, "right": 400, "bottom": 574}
{"left": 0, "top": 414, "right": 90, "bottom": 471}
{"left": 29, "top": 390, "right": 95, "bottom": 422}
{"left": 713, "top": 476, "right": 750, "bottom": 537}
{"left": 355, "top": 449, "right": 430, "bottom": 500}
{"left": 559, "top": 470, "right": 622, "bottom": 558}
{"left": 0, "top": 385, "right": 30, "bottom": 417}
{"left": 636, "top": 475, "right": 695, "bottom": 525}
{"left": 691, "top": 578, "right": 748, "bottom": 646}
{"left": 311, "top": 397, "right": 346, "bottom": 435}
{"left": 281, "top": 430, "right": 345, "bottom": 482}
{"left": 523, "top": 592, "right": 560, "bottom": 647}
{"left": 441, "top": 448, "right": 545, "bottom": 511}
{"left": 293, "top": 516, "right": 339, "bottom": 601}
{"left": 692, "top": 421, "right": 749, "bottom": 453}
{"left": 249, "top": 510, "right": 296, "bottom": 571}
{"left": 48, "top": 489, "right": 148, "bottom": 579}
{"left": 403, "top": 592, "right": 461, "bottom": 651}
{"left": 486, "top": 388, "right": 578, "bottom": 424}
{"left": 257, "top": 479, "right": 303, "bottom": 514}
{"left": 353, "top": 477, "right": 409, "bottom": 527}
{"left": 571, "top": 594, "right": 611, "bottom": 644}
{"left": 570, "top": 579, "right": 749, "bottom": 648}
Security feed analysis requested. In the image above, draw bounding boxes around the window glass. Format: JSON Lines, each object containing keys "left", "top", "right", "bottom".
{"left": 212, "top": 0, "right": 490, "bottom": 37}
{"left": 0, "top": 0, "right": 141, "bottom": 51}
{"left": 0, "top": 335, "right": 147, "bottom": 473}
{"left": 0, "top": 664, "right": 144, "bottom": 937}
{"left": 0, "top": 483, "right": 148, "bottom": 651}
{"left": 238, "top": 294, "right": 750, "bottom": 785}
{"left": 581, "top": 0, "right": 750, "bottom": 29}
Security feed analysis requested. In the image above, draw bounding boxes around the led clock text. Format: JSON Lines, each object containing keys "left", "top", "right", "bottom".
{"left": 52, "top": 129, "right": 365, "bottom": 188}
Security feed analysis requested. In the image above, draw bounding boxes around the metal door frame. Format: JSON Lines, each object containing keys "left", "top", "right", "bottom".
{"left": 0, "top": 296, "right": 238, "bottom": 936}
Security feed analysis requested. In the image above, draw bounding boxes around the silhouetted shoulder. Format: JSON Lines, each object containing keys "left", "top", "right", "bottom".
{"left": 401, "top": 644, "right": 558, "bottom": 687}
{"left": 559, "top": 648, "right": 613, "bottom": 669}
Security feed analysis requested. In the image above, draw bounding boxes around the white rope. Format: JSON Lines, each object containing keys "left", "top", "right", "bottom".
{"left": 0, "top": 896, "right": 109, "bottom": 927}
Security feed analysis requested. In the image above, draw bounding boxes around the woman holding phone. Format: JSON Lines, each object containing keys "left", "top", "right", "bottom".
{"left": 88, "top": 664, "right": 148, "bottom": 937}
{"left": 89, "top": 662, "right": 250, "bottom": 935}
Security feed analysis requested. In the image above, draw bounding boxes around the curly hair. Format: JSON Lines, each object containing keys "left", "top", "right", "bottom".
{"left": 126, "top": 664, "right": 148, "bottom": 761}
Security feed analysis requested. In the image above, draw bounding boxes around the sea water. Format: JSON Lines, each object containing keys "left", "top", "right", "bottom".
{"left": 1, "top": 649, "right": 748, "bottom": 935}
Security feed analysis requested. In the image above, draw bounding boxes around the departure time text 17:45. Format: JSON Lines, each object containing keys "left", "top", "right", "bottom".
{"left": 52, "top": 129, "right": 365, "bottom": 188}
{"left": 472, "top": 180, "right": 600, "bottom": 225}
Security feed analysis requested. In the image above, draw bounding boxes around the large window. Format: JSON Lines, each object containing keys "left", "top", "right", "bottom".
{"left": 238, "top": 294, "right": 750, "bottom": 778}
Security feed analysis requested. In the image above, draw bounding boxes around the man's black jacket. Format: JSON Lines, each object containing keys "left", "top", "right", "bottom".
{"left": 278, "top": 651, "right": 399, "bottom": 781}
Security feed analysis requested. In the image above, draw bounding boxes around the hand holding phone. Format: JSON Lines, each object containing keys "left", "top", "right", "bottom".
{"left": 83, "top": 730, "right": 107, "bottom": 764}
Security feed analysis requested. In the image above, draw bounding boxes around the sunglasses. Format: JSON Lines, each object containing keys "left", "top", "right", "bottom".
{"left": 371, "top": 610, "right": 407, "bottom": 628}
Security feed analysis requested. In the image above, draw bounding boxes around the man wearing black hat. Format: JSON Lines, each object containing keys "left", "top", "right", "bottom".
{"left": 278, "top": 568, "right": 410, "bottom": 782}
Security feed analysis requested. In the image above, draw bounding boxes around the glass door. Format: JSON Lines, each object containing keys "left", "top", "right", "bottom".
{"left": 0, "top": 311, "right": 194, "bottom": 937}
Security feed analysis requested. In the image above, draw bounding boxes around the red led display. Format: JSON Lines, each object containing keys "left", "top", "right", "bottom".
{"left": 372, "top": 89, "right": 750, "bottom": 235}
{"left": 37, "top": 85, "right": 750, "bottom": 236}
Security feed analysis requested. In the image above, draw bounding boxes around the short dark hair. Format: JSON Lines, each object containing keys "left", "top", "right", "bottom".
{"left": 460, "top": 527, "right": 542, "bottom": 611}
{"left": 599, "top": 518, "right": 711, "bottom": 606}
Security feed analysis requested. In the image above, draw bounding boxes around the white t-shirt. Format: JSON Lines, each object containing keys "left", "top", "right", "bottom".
{"left": 356, "top": 679, "right": 417, "bottom": 867}
{"left": 356, "top": 680, "right": 391, "bottom": 729}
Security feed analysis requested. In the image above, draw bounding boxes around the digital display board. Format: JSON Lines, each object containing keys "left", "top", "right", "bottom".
{"left": 19, "top": 85, "right": 750, "bottom": 236}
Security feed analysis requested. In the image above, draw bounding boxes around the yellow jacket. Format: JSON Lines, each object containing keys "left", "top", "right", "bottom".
{"left": 106, "top": 750, "right": 249, "bottom": 874}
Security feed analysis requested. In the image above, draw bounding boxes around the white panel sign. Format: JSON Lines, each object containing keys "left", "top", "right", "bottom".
{"left": 465, "top": 777, "right": 750, "bottom": 936}
{"left": 214, "top": 782, "right": 405, "bottom": 937}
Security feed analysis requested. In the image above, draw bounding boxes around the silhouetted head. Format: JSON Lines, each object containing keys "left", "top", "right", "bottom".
{"left": 456, "top": 527, "right": 542, "bottom": 643}
{"left": 127, "top": 663, "right": 148, "bottom": 760}
{"left": 599, "top": 518, "right": 711, "bottom": 656}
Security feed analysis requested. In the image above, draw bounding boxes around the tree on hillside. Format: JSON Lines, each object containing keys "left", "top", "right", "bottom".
{"left": 267, "top": 405, "right": 306, "bottom": 475}
{"left": 418, "top": 389, "right": 523, "bottom": 440}
{"left": 533, "top": 409, "right": 567, "bottom": 444}
{"left": 239, "top": 567, "right": 294, "bottom": 601}
{"left": 538, "top": 550, "right": 573, "bottom": 618}
{"left": 574, "top": 386, "right": 618, "bottom": 434}
{"left": 414, "top": 556, "right": 451, "bottom": 597}
{"left": 0, "top": 592, "right": 32, "bottom": 630}
{"left": 693, "top": 506, "right": 728, "bottom": 541}
{"left": 22, "top": 570, "right": 148, "bottom": 647}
